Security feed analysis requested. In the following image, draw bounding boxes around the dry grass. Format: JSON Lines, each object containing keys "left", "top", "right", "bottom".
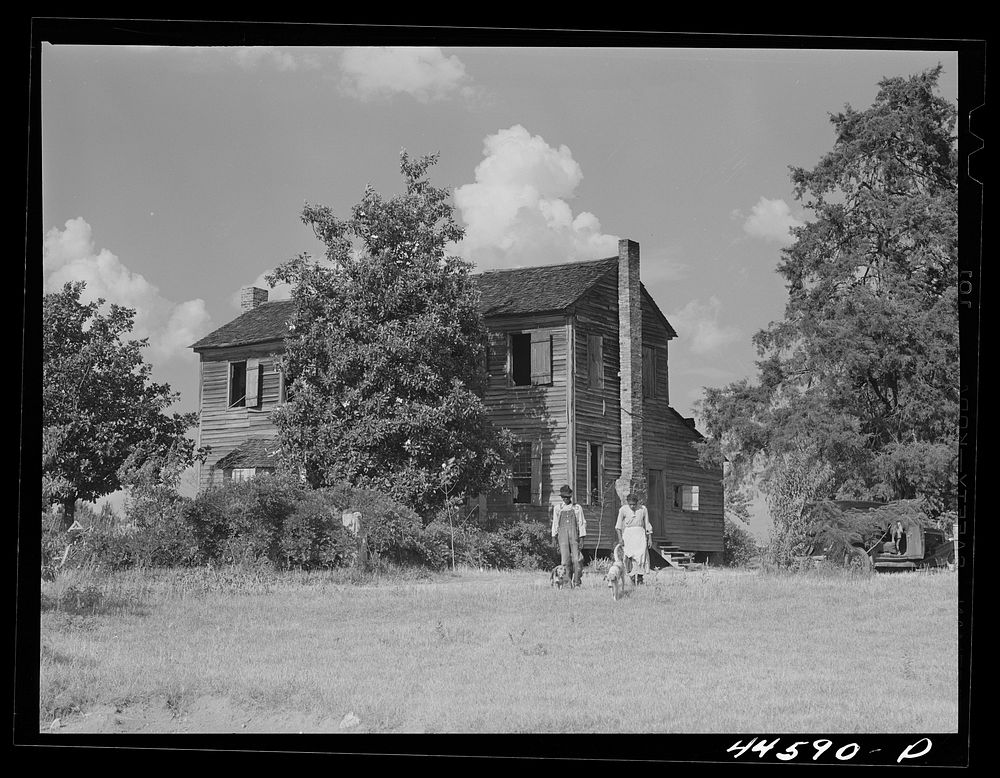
{"left": 38, "top": 563, "right": 959, "bottom": 733}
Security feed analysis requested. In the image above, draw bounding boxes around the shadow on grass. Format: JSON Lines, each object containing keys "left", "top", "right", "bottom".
{"left": 40, "top": 587, "right": 152, "bottom": 618}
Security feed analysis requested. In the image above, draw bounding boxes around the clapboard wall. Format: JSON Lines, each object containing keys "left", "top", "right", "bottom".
{"left": 196, "top": 341, "right": 284, "bottom": 490}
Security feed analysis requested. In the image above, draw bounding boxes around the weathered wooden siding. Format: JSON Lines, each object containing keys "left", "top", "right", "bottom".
{"left": 640, "top": 296, "right": 674, "bottom": 541}
{"left": 571, "top": 267, "right": 624, "bottom": 549}
{"left": 196, "top": 341, "right": 285, "bottom": 490}
{"left": 658, "top": 410, "right": 724, "bottom": 553}
{"left": 481, "top": 314, "right": 570, "bottom": 523}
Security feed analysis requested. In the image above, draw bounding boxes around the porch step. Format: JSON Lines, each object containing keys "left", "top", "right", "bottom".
{"left": 656, "top": 543, "right": 696, "bottom": 570}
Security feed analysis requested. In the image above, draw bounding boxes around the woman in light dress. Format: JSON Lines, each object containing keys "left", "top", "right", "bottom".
{"left": 615, "top": 493, "right": 653, "bottom": 584}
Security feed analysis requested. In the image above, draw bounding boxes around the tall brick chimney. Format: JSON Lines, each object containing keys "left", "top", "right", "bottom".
{"left": 240, "top": 286, "right": 269, "bottom": 312}
{"left": 617, "top": 239, "right": 643, "bottom": 501}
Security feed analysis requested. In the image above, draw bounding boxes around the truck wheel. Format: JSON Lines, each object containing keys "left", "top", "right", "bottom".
{"left": 847, "top": 547, "right": 872, "bottom": 572}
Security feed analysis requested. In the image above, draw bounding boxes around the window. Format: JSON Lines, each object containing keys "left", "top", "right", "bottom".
{"left": 231, "top": 468, "right": 256, "bottom": 483}
{"left": 509, "top": 334, "right": 531, "bottom": 386}
{"left": 674, "top": 484, "right": 700, "bottom": 511}
{"left": 229, "top": 361, "right": 247, "bottom": 407}
{"left": 509, "top": 331, "right": 552, "bottom": 386}
{"left": 642, "top": 346, "right": 656, "bottom": 398}
{"left": 587, "top": 443, "right": 603, "bottom": 505}
{"left": 511, "top": 442, "right": 533, "bottom": 504}
{"left": 229, "top": 359, "right": 263, "bottom": 409}
{"left": 587, "top": 334, "right": 604, "bottom": 388}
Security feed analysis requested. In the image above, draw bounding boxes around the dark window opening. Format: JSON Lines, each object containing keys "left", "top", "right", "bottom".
{"left": 589, "top": 443, "right": 602, "bottom": 505}
{"left": 229, "top": 361, "right": 247, "bottom": 407}
{"left": 510, "top": 333, "right": 531, "bottom": 386}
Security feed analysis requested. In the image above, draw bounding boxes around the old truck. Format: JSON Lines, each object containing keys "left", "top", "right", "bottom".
{"left": 797, "top": 500, "right": 955, "bottom": 572}
{"left": 866, "top": 515, "right": 954, "bottom": 572}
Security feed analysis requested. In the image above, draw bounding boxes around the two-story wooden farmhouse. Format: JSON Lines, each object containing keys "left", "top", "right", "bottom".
{"left": 190, "top": 240, "right": 724, "bottom": 563}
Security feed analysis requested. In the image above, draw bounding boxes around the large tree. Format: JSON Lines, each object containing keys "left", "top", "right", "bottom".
{"left": 268, "top": 152, "right": 513, "bottom": 518}
{"left": 698, "top": 67, "right": 959, "bottom": 551}
{"left": 43, "top": 282, "right": 200, "bottom": 528}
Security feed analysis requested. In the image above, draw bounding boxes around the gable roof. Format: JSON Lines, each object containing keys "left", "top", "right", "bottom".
{"left": 191, "top": 256, "right": 676, "bottom": 349}
{"left": 190, "top": 299, "right": 294, "bottom": 350}
{"left": 475, "top": 256, "right": 618, "bottom": 317}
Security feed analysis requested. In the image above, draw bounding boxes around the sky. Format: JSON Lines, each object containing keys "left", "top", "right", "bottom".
{"left": 38, "top": 39, "right": 961, "bottom": 523}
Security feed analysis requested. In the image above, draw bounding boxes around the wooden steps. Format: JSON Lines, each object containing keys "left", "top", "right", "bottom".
{"left": 654, "top": 542, "right": 697, "bottom": 570}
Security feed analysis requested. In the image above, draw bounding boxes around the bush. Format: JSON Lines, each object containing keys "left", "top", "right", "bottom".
{"left": 478, "top": 520, "right": 561, "bottom": 570}
{"left": 280, "top": 491, "right": 357, "bottom": 570}
{"left": 724, "top": 517, "right": 758, "bottom": 567}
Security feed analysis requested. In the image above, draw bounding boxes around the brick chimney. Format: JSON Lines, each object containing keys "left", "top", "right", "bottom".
{"left": 240, "top": 286, "right": 269, "bottom": 312}
{"left": 617, "top": 239, "right": 643, "bottom": 501}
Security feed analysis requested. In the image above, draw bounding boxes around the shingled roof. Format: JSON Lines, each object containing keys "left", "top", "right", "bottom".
{"left": 475, "top": 256, "right": 618, "bottom": 317}
{"left": 214, "top": 437, "right": 282, "bottom": 470}
{"left": 190, "top": 299, "right": 295, "bottom": 350}
{"left": 191, "top": 256, "right": 675, "bottom": 350}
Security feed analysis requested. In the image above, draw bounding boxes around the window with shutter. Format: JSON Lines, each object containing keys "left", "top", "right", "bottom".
{"left": 642, "top": 346, "right": 656, "bottom": 398}
{"left": 245, "top": 359, "right": 262, "bottom": 408}
{"left": 674, "top": 484, "right": 700, "bottom": 511}
{"left": 587, "top": 334, "right": 604, "bottom": 388}
{"left": 530, "top": 332, "right": 552, "bottom": 386}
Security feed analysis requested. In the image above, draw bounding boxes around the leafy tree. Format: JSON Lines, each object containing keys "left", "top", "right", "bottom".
{"left": 43, "top": 282, "right": 201, "bottom": 528}
{"left": 698, "top": 67, "right": 958, "bottom": 552}
{"left": 268, "top": 152, "right": 514, "bottom": 518}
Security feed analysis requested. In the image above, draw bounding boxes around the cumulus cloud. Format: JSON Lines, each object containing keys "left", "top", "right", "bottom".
{"left": 232, "top": 46, "right": 320, "bottom": 72}
{"left": 666, "top": 296, "right": 742, "bottom": 355}
{"left": 740, "top": 197, "right": 804, "bottom": 245}
{"left": 339, "top": 46, "right": 472, "bottom": 102}
{"left": 454, "top": 125, "right": 618, "bottom": 269}
{"left": 43, "top": 218, "right": 212, "bottom": 364}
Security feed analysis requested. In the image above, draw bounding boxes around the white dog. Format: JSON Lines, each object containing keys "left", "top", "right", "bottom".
{"left": 605, "top": 544, "right": 627, "bottom": 600}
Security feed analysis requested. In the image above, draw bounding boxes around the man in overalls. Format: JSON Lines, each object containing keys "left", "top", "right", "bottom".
{"left": 551, "top": 485, "right": 586, "bottom": 586}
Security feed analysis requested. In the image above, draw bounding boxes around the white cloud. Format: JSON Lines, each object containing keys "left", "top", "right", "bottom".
{"left": 232, "top": 46, "right": 319, "bottom": 72}
{"left": 43, "top": 218, "right": 212, "bottom": 363}
{"left": 740, "top": 197, "right": 804, "bottom": 245}
{"left": 667, "top": 296, "right": 742, "bottom": 355}
{"left": 339, "top": 46, "right": 472, "bottom": 102}
{"left": 454, "top": 125, "right": 618, "bottom": 269}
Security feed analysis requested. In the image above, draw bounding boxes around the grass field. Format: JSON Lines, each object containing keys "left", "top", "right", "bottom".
{"left": 38, "top": 563, "right": 959, "bottom": 734}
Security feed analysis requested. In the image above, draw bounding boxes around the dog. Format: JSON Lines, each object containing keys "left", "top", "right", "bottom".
{"left": 605, "top": 544, "right": 627, "bottom": 600}
{"left": 550, "top": 564, "right": 573, "bottom": 589}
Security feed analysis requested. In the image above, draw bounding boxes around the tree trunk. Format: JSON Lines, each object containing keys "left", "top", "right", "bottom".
{"left": 61, "top": 497, "right": 76, "bottom": 531}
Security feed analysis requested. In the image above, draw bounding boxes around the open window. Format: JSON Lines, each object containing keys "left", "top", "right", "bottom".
{"left": 230, "top": 359, "right": 263, "bottom": 409}
{"left": 509, "top": 331, "right": 552, "bottom": 386}
{"left": 674, "top": 484, "right": 700, "bottom": 511}
{"left": 587, "top": 442, "right": 604, "bottom": 506}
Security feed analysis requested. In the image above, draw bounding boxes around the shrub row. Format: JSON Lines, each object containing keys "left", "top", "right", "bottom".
{"left": 41, "top": 475, "right": 560, "bottom": 574}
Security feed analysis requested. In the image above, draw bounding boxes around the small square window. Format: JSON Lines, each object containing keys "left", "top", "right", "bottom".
{"left": 674, "top": 484, "right": 699, "bottom": 511}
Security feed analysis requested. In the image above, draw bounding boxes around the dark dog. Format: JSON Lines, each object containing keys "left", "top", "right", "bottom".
{"left": 550, "top": 564, "right": 573, "bottom": 589}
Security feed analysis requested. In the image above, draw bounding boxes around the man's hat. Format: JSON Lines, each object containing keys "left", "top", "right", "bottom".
{"left": 559, "top": 485, "right": 573, "bottom": 497}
